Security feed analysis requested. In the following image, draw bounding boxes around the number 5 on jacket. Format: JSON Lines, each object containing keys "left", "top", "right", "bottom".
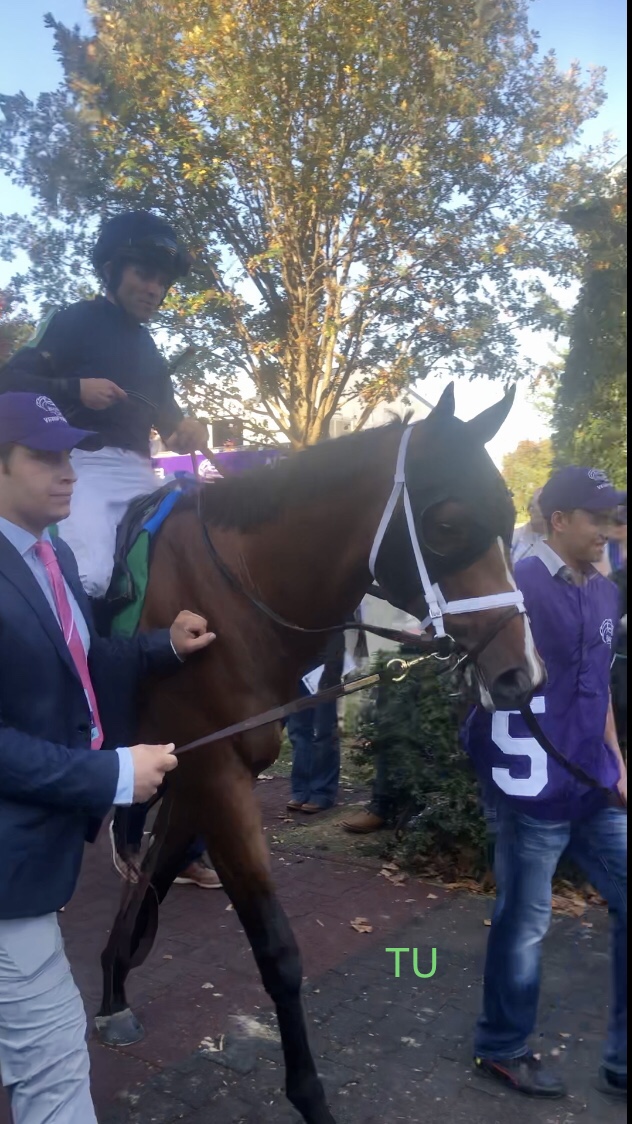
{"left": 491, "top": 696, "right": 547, "bottom": 797}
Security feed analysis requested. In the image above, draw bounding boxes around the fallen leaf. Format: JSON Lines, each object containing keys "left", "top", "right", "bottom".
{"left": 381, "top": 862, "right": 400, "bottom": 872}
{"left": 483, "top": 919, "right": 492, "bottom": 927}
{"left": 225, "top": 903, "right": 234, "bottom": 911}
{"left": 379, "top": 868, "right": 408, "bottom": 885}
{"left": 316, "top": 919, "right": 325, "bottom": 927}
{"left": 551, "top": 894, "right": 585, "bottom": 917}
{"left": 560, "top": 1032, "right": 571, "bottom": 1039}
{"left": 202, "top": 982, "right": 214, "bottom": 989}
{"left": 163, "top": 954, "right": 173, "bottom": 960}
{"left": 427, "top": 893, "right": 438, "bottom": 899}
{"left": 350, "top": 917, "right": 374, "bottom": 934}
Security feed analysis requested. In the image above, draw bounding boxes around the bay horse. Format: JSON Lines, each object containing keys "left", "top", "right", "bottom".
{"left": 96, "top": 384, "right": 544, "bottom": 1124}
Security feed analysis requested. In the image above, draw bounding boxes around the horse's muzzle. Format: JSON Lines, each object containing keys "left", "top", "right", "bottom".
{"left": 488, "top": 665, "right": 546, "bottom": 711}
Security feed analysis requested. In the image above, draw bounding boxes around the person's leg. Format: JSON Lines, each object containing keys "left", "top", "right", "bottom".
{"left": 58, "top": 448, "right": 159, "bottom": 599}
{"left": 57, "top": 450, "right": 117, "bottom": 599}
{"left": 474, "top": 807, "right": 570, "bottom": 1095}
{"left": 341, "top": 748, "right": 391, "bottom": 833}
{"left": 286, "top": 692, "right": 316, "bottom": 806}
{"left": 566, "top": 804, "right": 627, "bottom": 1093}
{"left": 301, "top": 700, "right": 340, "bottom": 810}
{"left": 369, "top": 747, "right": 394, "bottom": 818}
{"left": 0, "top": 914, "right": 97, "bottom": 1124}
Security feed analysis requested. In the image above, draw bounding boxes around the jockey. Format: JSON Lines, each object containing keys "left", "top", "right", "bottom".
{"left": 0, "top": 210, "right": 208, "bottom": 600}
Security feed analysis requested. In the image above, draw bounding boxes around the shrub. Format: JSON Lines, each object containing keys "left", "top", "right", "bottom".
{"left": 355, "top": 652, "right": 488, "bottom": 877}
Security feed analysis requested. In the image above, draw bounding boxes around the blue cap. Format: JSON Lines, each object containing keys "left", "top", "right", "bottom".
{"left": 0, "top": 393, "right": 96, "bottom": 452}
{"left": 540, "top": 466, "right": 627, "bottom": 519}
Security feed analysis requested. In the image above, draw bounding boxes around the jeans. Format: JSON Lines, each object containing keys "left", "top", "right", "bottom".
{"left": 112, "top": 805, "right": 205, "bottom": 869}
{"left": 287, "top": 685, "right": 340, "bottom": 809}
{"left": 475, "top": 803, "right": 627, "bottom": 1075}
{"left": 367, "top": 749, "right": 396, "bottom": 820}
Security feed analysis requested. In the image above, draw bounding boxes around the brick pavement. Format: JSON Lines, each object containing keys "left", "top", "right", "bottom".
{"left": 0, "top": 779, "right": 626, "bottom": 1124}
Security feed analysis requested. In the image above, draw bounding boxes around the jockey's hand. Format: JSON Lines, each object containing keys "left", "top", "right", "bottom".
{"left": 129, "top": 743, "right": 177, "bottom": 803}
{"left": 616, "top": 769, "right": 627, "bottom": 807}
{"left": 170, "top": 610, "right": 216, "bottom": 658}
{"left": 165, "top": 416, "right": 209, "bottom": 455}
{"left": 80, "top": 378, "right": 128, "bottom": 410}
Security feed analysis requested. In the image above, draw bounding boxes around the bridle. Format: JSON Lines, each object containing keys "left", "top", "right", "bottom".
{"left": 368, "top": 424, "right": 526, "bottom": 639}
{"left": 197, "top": 422, "right": 527, "bottom": 666}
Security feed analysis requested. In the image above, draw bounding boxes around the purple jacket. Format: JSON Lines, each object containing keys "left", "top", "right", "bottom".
{"left": 464, "top": 541, "right": 621, "bottom": 820}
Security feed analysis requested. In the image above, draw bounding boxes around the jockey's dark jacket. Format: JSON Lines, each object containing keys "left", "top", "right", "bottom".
{"left": 0, "top": 530, "right": 180, "bottom": 919}
{"left": 0, "top": 296, "right": 183, "bottom": 456}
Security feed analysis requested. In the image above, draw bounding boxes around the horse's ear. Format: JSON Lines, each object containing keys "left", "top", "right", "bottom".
{"left": 466, "top": 384, "right": 516, "bottom": 445}
{"left": 429, "top": 382, "right": 455, "bottom": 420}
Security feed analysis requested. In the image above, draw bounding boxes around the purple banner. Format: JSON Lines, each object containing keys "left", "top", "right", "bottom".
{"left": 151, "top": 447, "right": 286, "bottom": 481}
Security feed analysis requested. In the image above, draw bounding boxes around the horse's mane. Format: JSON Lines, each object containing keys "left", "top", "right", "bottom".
{"left": 191, "top": 417, "right": 410, "bottom": 532}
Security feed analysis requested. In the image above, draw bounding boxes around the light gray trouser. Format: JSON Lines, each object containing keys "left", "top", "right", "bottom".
{"left": 0, "top": 914, "right": 97, "bottom": 1124}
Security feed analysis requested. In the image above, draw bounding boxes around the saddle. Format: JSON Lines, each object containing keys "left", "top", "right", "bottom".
{"left": 106, "top": 477, "right": 200, "bottom": 635}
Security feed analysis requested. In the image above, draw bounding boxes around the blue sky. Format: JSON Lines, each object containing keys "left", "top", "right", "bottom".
{"left": 0, "top": 0, "right": 627, "bottom": 462}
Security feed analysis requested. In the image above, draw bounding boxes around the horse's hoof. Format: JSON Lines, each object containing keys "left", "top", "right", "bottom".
{"left": 94, "top": 1008, "right": 145, "bottom": 1046}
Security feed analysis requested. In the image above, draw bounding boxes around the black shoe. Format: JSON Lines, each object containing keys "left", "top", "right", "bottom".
{"left": 473, "top": 1052, "right": 567, "bottom": 1097}
{"left": 596, "top": 1065, "right": 627, "bottom": 1099}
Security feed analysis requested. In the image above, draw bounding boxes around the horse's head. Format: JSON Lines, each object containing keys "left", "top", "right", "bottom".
{"left": 372, "top": 383, "right": 545, "bottom": 710}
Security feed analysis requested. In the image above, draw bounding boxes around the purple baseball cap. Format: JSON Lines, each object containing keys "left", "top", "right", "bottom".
{"left": 539, "top": 465, "right": 627, "bottom": 519}
{"left": 0, "top": 393, "right": 97, "bottom": 451}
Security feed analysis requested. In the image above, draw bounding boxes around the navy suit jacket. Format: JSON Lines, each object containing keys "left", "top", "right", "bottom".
{"left": 0, "top": 530, "right": 180, "bottom": 919}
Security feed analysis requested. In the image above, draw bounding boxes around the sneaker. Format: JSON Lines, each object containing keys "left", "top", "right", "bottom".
{"left": 473, "top": 1052, "right": 567, "bottom": 1098}
{"left": 596, "top": 1065, "right": 627, "bottom": 1099}
{"left": 174, "top": 861, "right": 223, "bottom": 889}
{"left": 108, "top": 821, "right": 141, "bottom": 883}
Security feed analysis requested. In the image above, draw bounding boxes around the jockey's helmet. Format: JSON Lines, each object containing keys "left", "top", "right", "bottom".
{"left": 92, "top": 211, "right": 192, "bottom": 293}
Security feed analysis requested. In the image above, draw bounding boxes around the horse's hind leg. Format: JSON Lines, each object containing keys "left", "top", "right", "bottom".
{"left": 96, "top": 804, "right": 191, "bottom": 1046}
{"left": 203, "top": 770, "right": 337, "bottom": 1124}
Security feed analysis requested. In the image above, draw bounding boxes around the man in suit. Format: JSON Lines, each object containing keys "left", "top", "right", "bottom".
{"left": 0, "top": 392, "right": 216, "bottom": 1123}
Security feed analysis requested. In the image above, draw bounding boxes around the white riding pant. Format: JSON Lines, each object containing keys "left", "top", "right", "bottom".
{"left": 57, "top": 447, "right": 161, "bottom": 599}
{"left": 0, "top": 914, "right": 97, "bottom": 1124}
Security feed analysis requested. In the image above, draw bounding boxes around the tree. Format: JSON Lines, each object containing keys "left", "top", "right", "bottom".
{"left": 551, "top": 169, "right": 627, "bottom": 485}
{"left": 502, "top": 437, "right": 553, "bottom": 522}
{"left": 0, "top": 0, "right": 612, "bottom": 446}
{"left": 0, "top": 290, "right": 32, "bottom": 366}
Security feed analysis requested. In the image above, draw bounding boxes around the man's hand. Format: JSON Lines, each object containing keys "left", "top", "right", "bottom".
{"left": 129, "top": 743, "right": 177, "bottom": 803}
{"left": 165, "top": 416, "right": 209, "bottom": 455}
{"left": 617, "top": 767, "right": 627, "bottom": 807}
{"left": 170, "top": 610, "right": 216, "bottom": 658}
{"left": 80, "top": 378, "right": 128, "bottom": 410}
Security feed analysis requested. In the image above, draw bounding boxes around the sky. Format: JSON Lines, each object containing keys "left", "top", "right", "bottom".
{"left": 0, "top": 0, "right": 627, "bottom": 465}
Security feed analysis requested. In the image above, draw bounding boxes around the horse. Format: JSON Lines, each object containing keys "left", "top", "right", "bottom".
{"left": 96, "top": 384, "right": 544, "bottom": 1124}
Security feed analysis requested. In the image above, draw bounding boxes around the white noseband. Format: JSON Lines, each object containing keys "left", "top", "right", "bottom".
{"left": 368, "top": 426, "right": 525, "bottom": 638}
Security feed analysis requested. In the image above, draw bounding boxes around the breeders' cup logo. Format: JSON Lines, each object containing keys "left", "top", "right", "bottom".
{"left": 36, "top": 395, "right": 65, "bottom": 423}
{"left": 588, "top": 468, "right": 611, "bottom": 489}
{"left": 600, "top": 618, "right": 614, "bottom": 648}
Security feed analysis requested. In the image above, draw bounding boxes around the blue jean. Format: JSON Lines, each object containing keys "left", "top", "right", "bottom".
{"left": 287, "top": 685, "right": 340, "bottom": 809}
{"left": 475, "top": 803, "right": 627, "bottom": 1075}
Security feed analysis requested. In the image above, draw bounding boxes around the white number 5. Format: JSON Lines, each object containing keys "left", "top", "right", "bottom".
{"left": 491, "top": 696, "right": 548, "bottom": 797}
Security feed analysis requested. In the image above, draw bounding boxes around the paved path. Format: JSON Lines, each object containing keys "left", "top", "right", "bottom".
{"left": 1, "top": 779, "right": 626, "bottom": 1124}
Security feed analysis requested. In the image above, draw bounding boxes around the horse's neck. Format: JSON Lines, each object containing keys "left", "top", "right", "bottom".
{"left": 242, "top": 439, "right": 398, "bottom": 635}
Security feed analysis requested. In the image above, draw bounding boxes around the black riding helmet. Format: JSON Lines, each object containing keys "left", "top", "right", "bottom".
{"left": 92, "top": 210, "right": 192, "bottom": 296}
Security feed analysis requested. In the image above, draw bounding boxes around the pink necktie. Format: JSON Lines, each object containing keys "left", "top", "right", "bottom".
{"left": 34, "top": 539, "right": 103, "bottom": 749}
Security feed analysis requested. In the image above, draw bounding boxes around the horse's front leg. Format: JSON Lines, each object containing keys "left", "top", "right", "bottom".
{"left": 236, "top": 892, "right": 337, "bottom": 1124}
{"left": 202, "top": 757, "right": 337, "bottom": 1124}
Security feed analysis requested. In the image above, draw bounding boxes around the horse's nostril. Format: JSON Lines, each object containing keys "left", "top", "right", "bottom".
{"left": 490, "top": 668, "right": 534, "bottom": 709}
